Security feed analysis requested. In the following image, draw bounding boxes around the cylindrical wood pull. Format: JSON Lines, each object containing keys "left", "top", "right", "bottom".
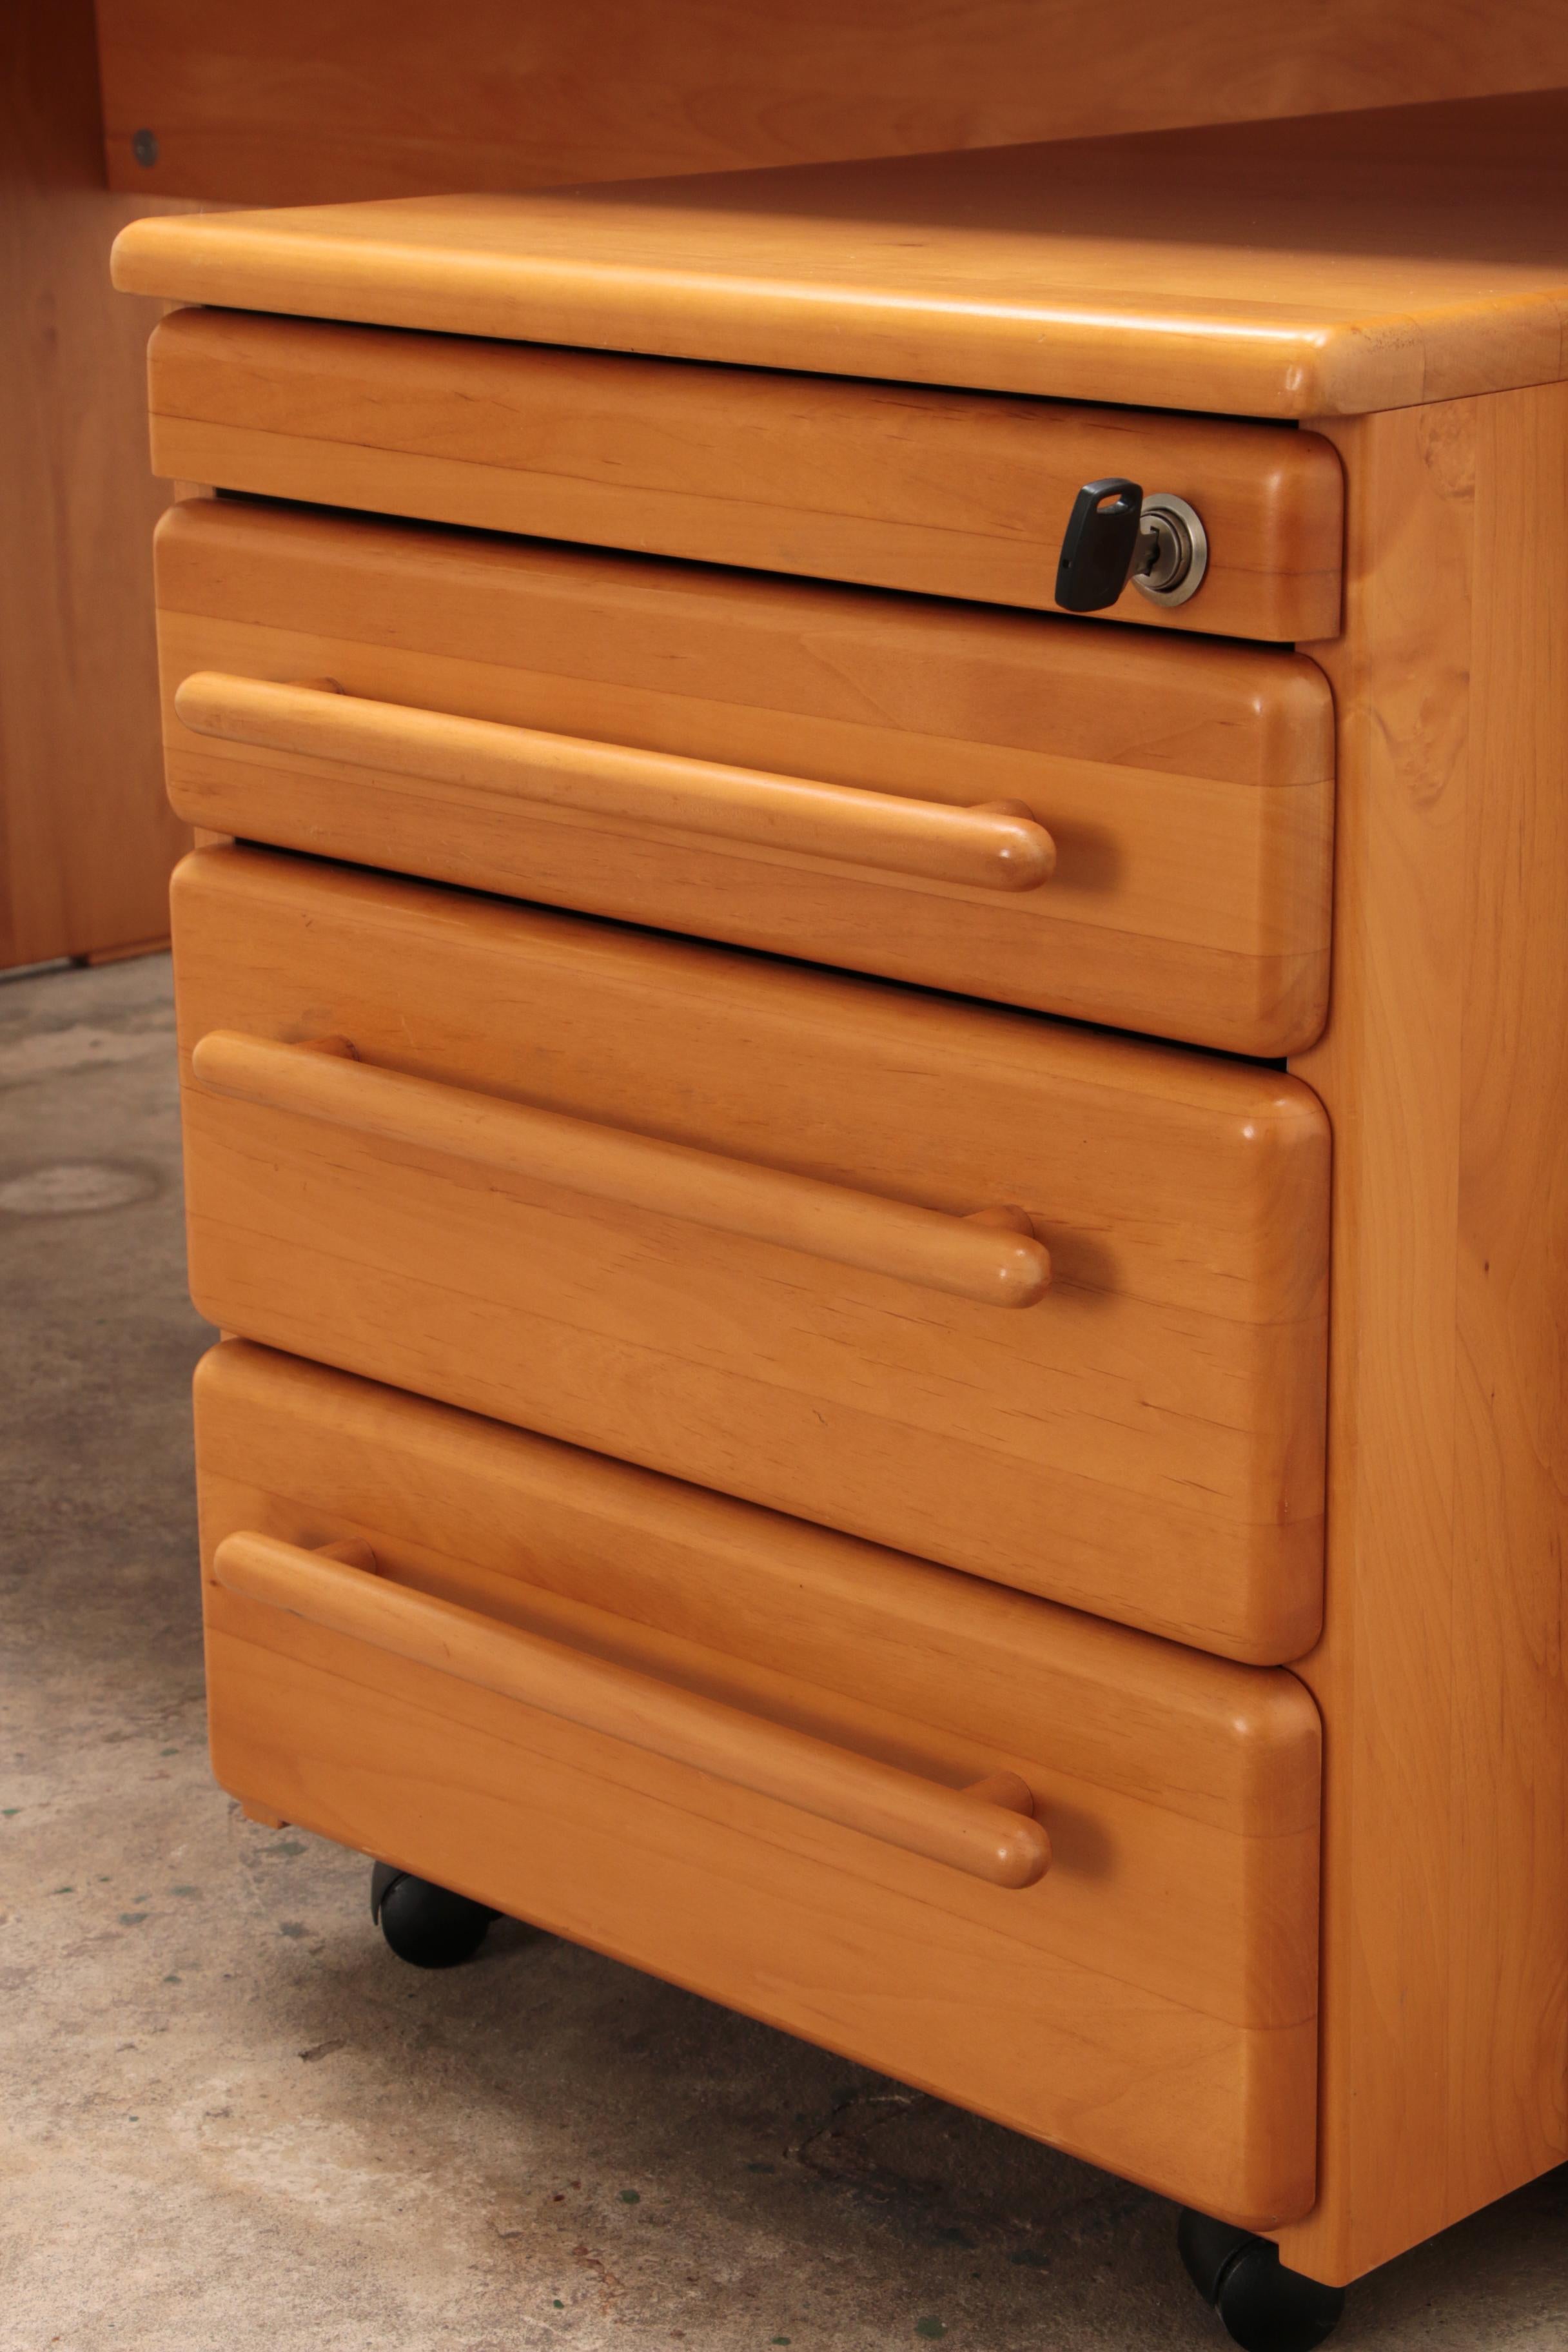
{"left": 190, "top": 1030, "right": 1052, "bottom": 1309}
{"left": 213, "top": 1531, "right": 1052, "bottom": 1891}
{"left": 173, "top": 672, "right": 1056, "bottom": 893}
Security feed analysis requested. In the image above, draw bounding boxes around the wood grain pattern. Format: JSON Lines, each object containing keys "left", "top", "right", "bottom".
{"left": 170, "top": 843, "right": 1329, "bottom": 1665}
{"left": 174, "top": 672, "right": 1061, "bottom": 894}
{"left": 95, "top": 0, "right": 1568, "bottom": 210}
{"left": 1273, "top": 386, "right": 1568, "bottom": 2285}
{"left": 0, "top": 0, "right": 191, "bottom": 968}
{"left": 111, "top": 92, "right": 1568, "bottom": 418}
{"left": 213, "top": 1529, "right": 1052, "bottom": 1888}
{"left": 153, "top": 500, "right": 1335, "bottom": 1054}
{"left": 1446, "top": 387, "right": 1568, "bottom": 2237}
{"left": 194, "top": 1337, "right": 1322, "bottom": 2227}
{"left": 190, "top": 1028, "right": 1055, "bottom": 1309}
{"left": 140, "top": 309, "right": 1344, "bottom": 642}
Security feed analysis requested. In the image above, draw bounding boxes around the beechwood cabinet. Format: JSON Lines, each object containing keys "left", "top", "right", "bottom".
{"left": 112, "top": 90, "right": 1568, "bottom": 2349}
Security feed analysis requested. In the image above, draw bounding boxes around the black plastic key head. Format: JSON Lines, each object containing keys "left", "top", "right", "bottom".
{"left": 1055, "top": 477, "right": 1144, "bottom": 612}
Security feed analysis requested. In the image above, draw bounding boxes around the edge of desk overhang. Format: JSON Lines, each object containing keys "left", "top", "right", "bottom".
{"left": 111, "top": 208, "right": 1568, "bottom": 422}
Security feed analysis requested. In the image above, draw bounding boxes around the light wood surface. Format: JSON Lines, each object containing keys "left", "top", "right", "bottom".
{"left": 154, "top": 500, "right": 1335, "bottom": 1055}
{"left": 112, "top": 92, "right": 1568, "bottom": 419}
{"left": 195, "top": 1338, "right": 1322, "bottom": 2227}
{"left": 170, "top": 842, "right": 1329, "bottom": 1663}
{"left": 1272, "top": 384, "right": 1568, "bottom": 2285}
{"left": 95, "top": 0, "right": 1568, "bottom": 215}
{"left": 174, "top": 673, "right": 1059, "bottom": 892}
{"left": 140, "top": 309, "right": 1343, "bottom": 641}
{"left": 213, "top": 1530, "right": 1051, "bottom": 1889}
{"left": 191, "top": 1028, "right": 1054, "bottom": 1309}
{"left": 0, "top": 0, "right": 191, "bottom": 969}
{"left": 103, "top": 9, "right": 1568, "bottom": 2286}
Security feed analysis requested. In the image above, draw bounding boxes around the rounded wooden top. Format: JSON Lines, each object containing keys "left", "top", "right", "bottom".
{"left": 112, "top": 92, "right": 1568, "bottom": 418}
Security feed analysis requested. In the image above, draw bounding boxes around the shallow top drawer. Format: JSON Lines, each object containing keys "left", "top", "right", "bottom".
{"left": 158, "top": 499, "right": 1334, "bottom": 1057}
{"left": 146, "top": 308, "right": 1343, "bottom": 642}
{"left": 173, "top": 844, "right": 1329, "bottom": 1665}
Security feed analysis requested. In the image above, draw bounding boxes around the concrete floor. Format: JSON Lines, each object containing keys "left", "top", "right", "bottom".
{"left": 4, "top": 952, "right": 1568, "bottom": 2352}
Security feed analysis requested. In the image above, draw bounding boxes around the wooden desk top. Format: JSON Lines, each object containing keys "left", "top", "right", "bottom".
{"left": 113, "top": 90, "right": 1568, "bottom": 418}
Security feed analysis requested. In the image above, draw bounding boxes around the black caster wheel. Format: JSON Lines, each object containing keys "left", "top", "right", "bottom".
{"left": 1179, "top": 2210, "right": 1346, "bottom": 2352}
{"left": 370, "top": 1860, "right": 498, "bottom": 1969}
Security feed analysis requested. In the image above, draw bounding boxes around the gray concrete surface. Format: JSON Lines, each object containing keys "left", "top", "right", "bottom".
{"left": 3, "top": 950, "right": 1567, "bottom": 2352}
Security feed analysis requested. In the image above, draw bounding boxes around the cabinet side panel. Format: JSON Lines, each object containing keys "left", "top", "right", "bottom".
{"left": 1281, "top": 386, "right": 1568, "bottom": 2284}
{"left": 1447, "top": 383, "right": 1568, "bottom": 2208}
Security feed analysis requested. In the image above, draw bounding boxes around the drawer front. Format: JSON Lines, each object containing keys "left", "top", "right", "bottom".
{"left": 147, "top": 309, "right": 1344, "bottom": 643}
{"left": 195, "top": 1339, "right": 1321, "bottom": 2229}
{"left": 173, "top": 845, "right": 1329, "bottom": 1663}
{"left": 158, "top": 500, "right": 1335, "bottom": 1057}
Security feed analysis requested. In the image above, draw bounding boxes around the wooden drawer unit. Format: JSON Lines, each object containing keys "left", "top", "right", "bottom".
{"left": 195, "top": 1338, "right": 1322, "bottom": 2229}
{"left": 172, "top": 843, "right": 1329, "bottom": 1664}
{"left": 157, "top": 499, "right": 1335, "bottom": 1056}
{"left": 144, "top": 308, "right": 1343, "bottom": 642}
{"left": 117, "top": 113, "right": 1568, "bottom": 2318}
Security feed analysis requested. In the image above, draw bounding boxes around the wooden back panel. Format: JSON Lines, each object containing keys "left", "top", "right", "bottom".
{"left": 0, "top": 0, "right": 191, "bottom": 968}
{"left": 98, "top": 0, "right": 1568, "bottom": 206}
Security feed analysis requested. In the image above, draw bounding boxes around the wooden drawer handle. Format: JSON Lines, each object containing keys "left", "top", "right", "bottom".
{"left": 173, "top": 672, "right": 1057, "bottom": 894}
{"left": 213, "top": 1531, "right": 1052, "bottom": 1891}
{"left": 190, "top": 1030, "right": 1052, "bottom": 1309}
